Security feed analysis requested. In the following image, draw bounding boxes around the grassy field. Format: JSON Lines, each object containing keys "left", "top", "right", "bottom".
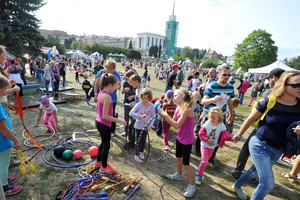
{"left": 6, "top": 62, "right": 300, "bottom": 200}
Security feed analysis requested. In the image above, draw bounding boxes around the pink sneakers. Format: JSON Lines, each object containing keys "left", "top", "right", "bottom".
{"left": 99, "top": 163, "right": 117, "bottom": 174}
{"left": 4, "top": 185, "right": 23, "bottom": 196}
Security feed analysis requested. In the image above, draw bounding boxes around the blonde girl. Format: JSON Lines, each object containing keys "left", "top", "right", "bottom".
{"left": 196, "top": 107, "right": 233, "bottom": 185}
{"left": 159, "top": 89, "right": 196, "bottom": 198}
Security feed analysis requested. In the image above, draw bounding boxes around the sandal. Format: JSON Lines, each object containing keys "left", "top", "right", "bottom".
{"left": 281, "top": 173, "right": 298, "bottom": 182}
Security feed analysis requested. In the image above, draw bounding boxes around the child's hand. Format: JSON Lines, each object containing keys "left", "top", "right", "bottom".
{"left": 119, "top": 119, "right": 127, "bottom": 127}
{"left": 292, "top": 125, "right": 300, "bottom": 135}
{"left": 13, "top": 140, "right": 21, "bottom": 150}
{"left": 207, "top": 139, "right": 214, "bottom": 146}
{"left": 158, "top": 108, "right": 167, "bottom": 116}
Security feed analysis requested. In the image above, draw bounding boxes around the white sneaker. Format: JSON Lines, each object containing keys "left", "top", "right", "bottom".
{"left": 183, "top": 184, "right": 196, "bottom": 198}
{"left": 166, "top": 172, "right": 183, "bottom": 180}
{"left": 134, "top": 155, "right": 143, "bottom": 163}
{"left": 139, "top": 152, "right": 145, "bottom": 160}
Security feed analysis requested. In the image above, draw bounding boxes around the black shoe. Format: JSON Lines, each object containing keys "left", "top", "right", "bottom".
{"left": 195, "top": 152, "right": 201, "bottom": 157}
{"left": 209, "top": 158, "right": 217, "bottom": 168}
{"left": 123, "top": 143, "right": 134, "bottom": 150}
{"left": 87, "top": 102, "right": 91, "bottom": 106}
{"left": 46, "top": 129, "right": 52, "bottom": 133}
{"left": 230, "top": 170, "right": 242, "bottom": 180}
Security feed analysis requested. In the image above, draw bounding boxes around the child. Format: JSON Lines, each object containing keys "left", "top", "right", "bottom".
{"left": 75, "top": 64, "right": 81, "bottom": 83}
{"left": 248, "top": 81, "right": 261, "bottom": 107}
{"left": 0, "top": 75, "right": 23, "bottom": 196}
{"left": 94, "top": 73, "right": 127, "bottom": 173}
{"left": 123, "top": 73, "right": 143, "bottom": 150}
{"left": 192, "top": 91, "right": 202, "bottom": 122}
{"left": 158, "top": 89, "right": 196, "bottom": 198}
{"left": 35, "top": 95, "right": 59, "bottom": 133}
{"left": 121, "top": 70, "right": 136, "bottom": 138}
{"left": 146, "top": 74, "right": 151, "bottom": 88}
{"left": 129, "top": 88, "right": 155, "bottom": 163}
{"left": 196, "top": 107, "right": 234, "bottom": 185}
{"left": 226, "top": 98, "right": 240, "bottom": 134}
{"left": 162, "top": 90, "right": 176, "bottom": 150}
{"left": 82, "top": 73, "right": 93, "bottom": 106}
{"left": 186, "top": 75, "right": 193, "bottom": 91}
{"left": 154, "top": 95, "right": 164, "bottom": 137}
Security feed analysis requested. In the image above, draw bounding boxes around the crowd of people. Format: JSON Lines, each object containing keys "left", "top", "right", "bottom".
{"left": 1, "top": 44, "right": 300, "bottom": 199}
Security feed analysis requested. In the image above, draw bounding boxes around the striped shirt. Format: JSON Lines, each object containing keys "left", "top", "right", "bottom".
{"left": 203, "top": 82, "right": 235, "bottom": 114}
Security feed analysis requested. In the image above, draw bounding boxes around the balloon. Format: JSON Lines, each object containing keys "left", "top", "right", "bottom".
{"left": 73, "top": 150, "right": 83, "bottom": 160}
{"left": 62, "top": 150, "right": 73, "bottom": 160}
{"left": 88, "top": 146, "right": 98, "bottom": 157}
{"left": 53, "top": 145, "right": 66, "bottom": 158}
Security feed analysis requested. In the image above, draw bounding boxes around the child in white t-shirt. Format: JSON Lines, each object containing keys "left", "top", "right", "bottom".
{"left": 34, "top": 95, "right": 58, "bottom": 133}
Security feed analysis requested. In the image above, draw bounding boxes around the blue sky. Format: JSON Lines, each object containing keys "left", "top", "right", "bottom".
{"left": 36, "top": 0, "right": 300, "bottom": 60}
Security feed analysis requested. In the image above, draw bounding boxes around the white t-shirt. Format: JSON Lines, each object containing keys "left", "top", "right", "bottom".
{"left": 39, "top": 102, "right": 58, "bottom": 114}
{"left": 191, "top": 78, "right": 201, "bottom": 91}
{"left": 201, "top": 121, "right": 226, "bottom": 149}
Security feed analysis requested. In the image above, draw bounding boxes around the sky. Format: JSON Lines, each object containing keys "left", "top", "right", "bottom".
{"left": 35, "top": 0, "right": 300, "bottom": 60}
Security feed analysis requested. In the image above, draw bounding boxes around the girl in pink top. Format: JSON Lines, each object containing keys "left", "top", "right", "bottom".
{"left": 159, "top": 89, "right": 196, "bottom": 198}
{"left": 95, "top": 73, "right": 127, "bottom": 174}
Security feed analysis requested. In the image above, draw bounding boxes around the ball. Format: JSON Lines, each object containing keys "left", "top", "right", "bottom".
{"left": 62, "top": 149, "right": 73, "bottom": 160}
{"left": 73, "top": 150, "right": 83, "bottom": 160}
{"left": 88, "top": 146, "right": 98, "bottom": 157}
{"left": 53, "top": 145, "right": 66, "bottom": 158}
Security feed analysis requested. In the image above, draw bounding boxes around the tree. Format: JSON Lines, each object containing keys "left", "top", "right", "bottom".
{"left": 286, "top": 56, "right": 300, "bottom": 70}
{"left": 43, "top": 36, "right": 66, "bottom": 54}
{"left": 128, "top": 39, "right": 133, "bottom": 50}
{"left": 181, "top": 46, "right": 193, "bottom": 60}
{"left": 0, "top": 0, "right": 45, "bottom": 57}
{"left": 64, "top": 37, "right": 76, "bottom": 50}
{"left": 234, "top": 29, "right": 278, "bottom": 71}
{"left": 149, "top": 46, "right": 158, "bottom": 57}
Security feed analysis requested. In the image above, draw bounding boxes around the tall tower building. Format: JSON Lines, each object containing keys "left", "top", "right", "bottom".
{"left": 165, "top": 1, "right": 179, "bottom": 57}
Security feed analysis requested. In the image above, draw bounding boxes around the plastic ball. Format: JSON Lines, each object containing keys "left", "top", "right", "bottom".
{"left": 73, "top": 150, "right": 83, "bottom": 160}
{"left": 62, "top": 150, "right": 73, "bottom": 160}
{"left": 88, "top": 146, "right": 99, "bottom": 157}
{"left": 53, "top": 145, "right": 66, "bottom": 158}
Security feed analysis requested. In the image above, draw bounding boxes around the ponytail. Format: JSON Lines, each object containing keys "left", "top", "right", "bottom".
{"left": 177, "top": 89, "right": 194, "bottom": 111}
{"left": 99, "top": 73, "right": 118, "bottom": 90}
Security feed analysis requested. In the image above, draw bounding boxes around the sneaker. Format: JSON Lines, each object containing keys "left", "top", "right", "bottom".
{"left": 4, "top": 185, "right": 23, "bottom": 196}
{"left": 139, "top": 152, "right": 145, "bottom": 160}
{"left": 99, "top": 163, "right": 117, "bottom": 174}
{"left": 230, "top": 170, "right": 242, "bottom": 180}
{"left": 183, "top": 184, "right": 196, "bottom": 198}
{"left": 166, "top": 172, "right": 183, "bottom": 181}
{"left": 9, "top": 158, "right": 20, "bottom": 168}
{"left": 134, "top": 155, "right": 143, "bottom": 163}
{"left": 195, "top": 175, "right": 202, "bottom": 186}
{"left": 232, "top": 183, "right": 247, "bottom": 200}
{"left": 8, "top": 176, "right": 18, "bottom": 185}
{"left": 123, "top": 142, "right": 135, "bottom": 150}
{"left": 46, "top": 129, "right": 52, "bottom": 133}
{"left": 87, "top": 101, "right": 91, "bottom": 106}
{"left": 94, "top": 161, "right": 102, "bottom": 168}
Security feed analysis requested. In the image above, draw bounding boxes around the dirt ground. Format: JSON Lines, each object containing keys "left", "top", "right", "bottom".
{"left": 6, "top": 63, "right": 300, "bottom": 200}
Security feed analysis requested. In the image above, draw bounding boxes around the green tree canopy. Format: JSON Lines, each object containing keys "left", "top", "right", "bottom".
{"left": 286, "top": 56, "right": 300, "bottom": 70}
{"left": 0, "top": 0, "right": 45, "bottom": 57}
{"left": 181, "top": 46, "right": 193, "bottom": 60}
{"left": 234, "top": 29, "right": 278, "bottom": 71}
{"left": 43, "top": 36, "right": 66, "bottom": 54}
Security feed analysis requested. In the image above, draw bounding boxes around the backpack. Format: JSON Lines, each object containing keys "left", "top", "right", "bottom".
{"left": 251, "top": 95, "right": 276, "bottom": 127}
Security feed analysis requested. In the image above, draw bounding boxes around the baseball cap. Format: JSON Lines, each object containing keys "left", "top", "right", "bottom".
{"left": 39, "top": 95, "right": 50, "bottom": 107}
{"left": 165, "top": 90, "right": 174, "bottom": 99}
{"left": 266, "top": 68, "right": 285, "bottom": 79}
{"left": 172, "top": 64, "right": 179, "bottom": 69}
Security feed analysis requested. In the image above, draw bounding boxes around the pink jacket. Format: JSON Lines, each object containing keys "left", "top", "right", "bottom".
{"left": 199, "top": 128, "right": 233, "bottom": 148}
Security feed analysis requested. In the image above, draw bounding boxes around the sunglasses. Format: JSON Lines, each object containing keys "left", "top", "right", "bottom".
{"left": 222, "top": 74, "right": 231, "bottom": 77}
{"left": 285, "top": 83, "right": 300, "bottom": 88}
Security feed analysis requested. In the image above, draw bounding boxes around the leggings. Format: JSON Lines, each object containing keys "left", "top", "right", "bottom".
{"left": 0, "top": 149, "right": 11, "bottom": 186}
{"left": 176, "top": 139, "right": 192, "bottom": 165}
{"left": 135, "top": 129, "right": 148, "bottom": 155}
{"left": 96, "top": 121, "right": 111, "bottom": 168}
{"left": 44, "top": 112, "right": 58, "bottom": 131}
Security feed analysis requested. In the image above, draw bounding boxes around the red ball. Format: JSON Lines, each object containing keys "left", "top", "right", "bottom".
{"left": 73, "top": 150, "right": 83, "bottom": 160}
{"left": 88, "top": 146, "right": 98, "bottom": 157}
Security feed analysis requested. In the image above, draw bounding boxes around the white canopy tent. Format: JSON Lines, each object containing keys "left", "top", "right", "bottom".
{"left": 248, "top": 60, "right": 298, "bottom": 74}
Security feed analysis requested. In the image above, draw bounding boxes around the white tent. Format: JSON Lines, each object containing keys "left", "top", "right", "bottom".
{"left": 248, "top": 60, "right": 298, "bottom": 73}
